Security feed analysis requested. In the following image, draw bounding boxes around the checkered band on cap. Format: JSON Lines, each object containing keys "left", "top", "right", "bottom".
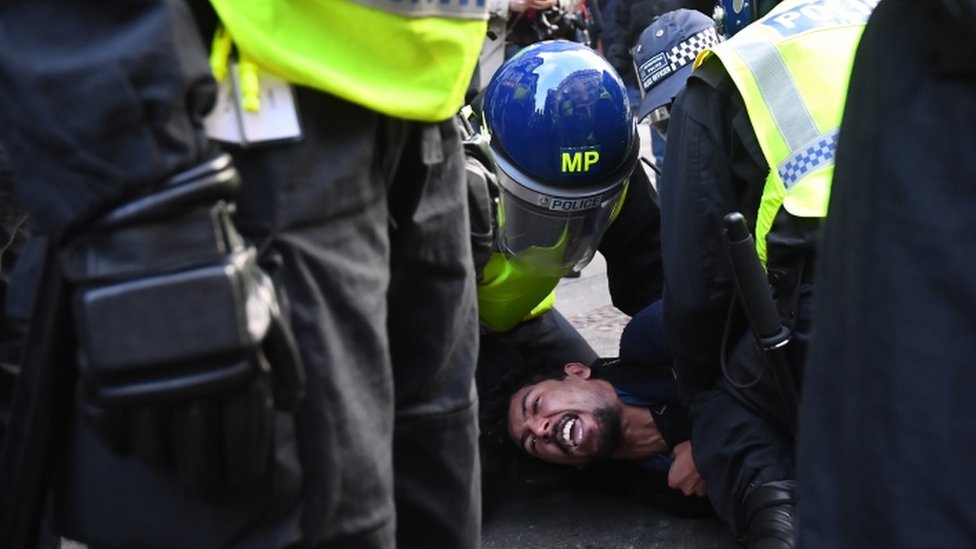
{"left": 637, "top": 26, "right": 721, "bottom": 93}
{"left": 778, "top": 130, "right": 839, "bottom": 188}
{"left": 669, "top": 27, "right": 719, "bottom": 75}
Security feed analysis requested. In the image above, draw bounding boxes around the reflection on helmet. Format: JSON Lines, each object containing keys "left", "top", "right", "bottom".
{"left": 484, "top": 40, "right": 638, "bottom": 276}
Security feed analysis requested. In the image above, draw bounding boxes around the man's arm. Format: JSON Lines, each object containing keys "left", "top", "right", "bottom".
{"left": 668, "top": 440, "right": 706, "bottom": 496}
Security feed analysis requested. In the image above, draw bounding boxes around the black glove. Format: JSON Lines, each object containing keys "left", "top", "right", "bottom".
{"left": 60, "top": 154, "right": 304, "bottom": 495}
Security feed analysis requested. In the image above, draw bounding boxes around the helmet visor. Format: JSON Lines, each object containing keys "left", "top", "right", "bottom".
{"left": 495, "top": 171, "right": 627, "bottom": 277}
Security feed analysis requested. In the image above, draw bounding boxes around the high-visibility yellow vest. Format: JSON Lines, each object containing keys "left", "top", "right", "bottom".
{"left": 477, "top": 252, "right": 559, "bottom": 332}
{"left": 209, "top": 0, "right": 488, "bottom": 122}
{"left": 696, "top": 0, "right": 876, "bottom": 264}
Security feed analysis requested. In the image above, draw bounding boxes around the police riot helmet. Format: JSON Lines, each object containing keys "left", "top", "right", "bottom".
{"left": 483, "top": 40, "right": 638, "bottom": 276}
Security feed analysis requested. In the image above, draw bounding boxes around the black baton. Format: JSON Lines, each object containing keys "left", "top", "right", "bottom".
{"left": 723, "top": 212, "right": 799, "bottom": 433}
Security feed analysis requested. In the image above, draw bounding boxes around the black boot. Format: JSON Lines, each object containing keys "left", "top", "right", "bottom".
{"left": 743, "top": 480, "right": 796, "bottom": 549}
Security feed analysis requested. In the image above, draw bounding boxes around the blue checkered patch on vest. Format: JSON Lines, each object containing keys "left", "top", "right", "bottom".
{"left": 778, "top": 130, "right": 839, "bottom": 189}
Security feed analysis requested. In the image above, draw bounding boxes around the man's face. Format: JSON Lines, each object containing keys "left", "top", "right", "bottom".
{"left": 506, "top": 363, "right": 622, "bottom": 466}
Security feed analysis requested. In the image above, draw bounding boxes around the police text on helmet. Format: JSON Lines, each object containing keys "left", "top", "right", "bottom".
{"left": 544, "top": 196, "right": 604, "bottom": 212}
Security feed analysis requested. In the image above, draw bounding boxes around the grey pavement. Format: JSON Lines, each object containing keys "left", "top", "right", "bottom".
{"left": 481, "top": 255, "right": 740, "bottom": 549}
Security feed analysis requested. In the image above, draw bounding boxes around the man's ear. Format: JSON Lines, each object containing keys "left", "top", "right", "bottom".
{"left": 564, "top": 362, "right": 591, "bottom": 379}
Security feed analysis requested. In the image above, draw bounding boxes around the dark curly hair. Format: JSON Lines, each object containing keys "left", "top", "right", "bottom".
{"left": 477, "top": 353, "right": 579, "bottom": 515}
{"left": 479, "top": 354, "right": 562, "bottom": 462}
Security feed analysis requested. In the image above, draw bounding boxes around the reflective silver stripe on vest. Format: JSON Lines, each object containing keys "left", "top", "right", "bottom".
{"left": 728, "top": 38, "right": 835, "bottom": 189}
{"left": 351, "top": 0, "right": 488, "bottom": 19}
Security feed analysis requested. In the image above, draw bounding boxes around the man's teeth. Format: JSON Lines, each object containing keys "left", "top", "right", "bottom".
{"left": 562, "top": 417, "right": 578, "bottom": 447}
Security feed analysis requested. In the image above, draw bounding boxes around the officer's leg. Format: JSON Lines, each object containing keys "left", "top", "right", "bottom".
{"left": 387, "top": 118, "right": 481, "bottom": 549}
{"left": 232, "top": 88, "right": 402, "bottom": 547}
{"left": 690, "top": 331, "right": 798, "bottom": 548}
{"left": 691, "top": 386, "right": 795, "bottom": 548}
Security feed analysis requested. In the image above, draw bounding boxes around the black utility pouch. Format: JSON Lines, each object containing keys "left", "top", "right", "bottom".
{"left": 60, "top": 154, "right": 304, "bottom": 492}
{"left": 75, "top": 243, "right": 271, "bottom": 403}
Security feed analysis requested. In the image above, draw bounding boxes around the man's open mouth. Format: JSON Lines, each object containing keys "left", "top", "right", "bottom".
{"left": 554, "top": 413, "right": 582, "bottom": 453}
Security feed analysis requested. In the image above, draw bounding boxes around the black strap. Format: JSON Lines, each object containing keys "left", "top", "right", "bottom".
{"left": 772, "top": 254, "right": 809, "bottom": 332}
{"left": 0, "top": 245, "right": 75, "bottom": 549}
